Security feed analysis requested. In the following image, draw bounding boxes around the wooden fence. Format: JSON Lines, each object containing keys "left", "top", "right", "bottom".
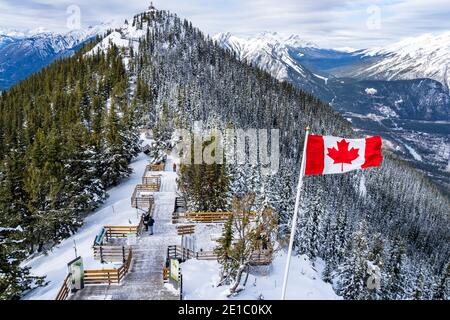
{"left": 55, "top": 248, "right": 134, "bottom": 299}
{"left": 131, "top": 185, "right": 156, "bottom": 209}
{"left": 176, "top": 225, "right": 195, "bottom": 236}
{"left": 248, "top": 250, "right": 274, "bottom": 266}
{"left": 172, "top": 212, "right": 256, "bottom": 224}
{"left": 174, "top": 197, "right": 186, "bottom": 212}
{"left": 55, "top": 274, "right": 72, "bottom": 301}
{"left": 93, "top": 245, "right": 130, "bottom": 263}
{"left": 167, "top": 245, "right": 272, "bottom": 265}
{"left": 104, "top": 225, "right": 139, "bottom": 240}
{"left": 141, "top": 175, "right": 161, "bottom": 189}
{"left": 145, "top": 163, "right": 165, "bottom": 173}
{"left": 84, "top": 249, "right": 133, "bottom": 285}
{"left": 95, "top": 216, "right": 144, "bottom": 246}
{"left": 167, "top": 245, "right": 217, "bottom": 262}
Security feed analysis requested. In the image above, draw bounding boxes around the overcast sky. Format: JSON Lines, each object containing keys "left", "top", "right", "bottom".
{"left": 1, "top": 0, "right": 449, "bottom": 49}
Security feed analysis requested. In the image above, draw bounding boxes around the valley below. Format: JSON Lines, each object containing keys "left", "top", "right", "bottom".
{"left": 343, "top": 113, "right": 450, "bottom": 192}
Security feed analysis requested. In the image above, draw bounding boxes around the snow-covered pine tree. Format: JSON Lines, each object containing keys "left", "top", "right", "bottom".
{"left": 366, "top": 233, "right": 384, "bottom": 299}
{"left": 0, "top": 227, "right": 45, "bottom": 300}
{"left": 433, "top": 261, "right": 450, "bottom": 300}
{"left": 64, "top": 122, "right": 106, "bottom": 213}
{"left": 215, "top": 216, "right": 235, "bottom": 286}
{"left": 101, "top": 101, "right": 132, "bottom": 187}
{"left": 297, "top": 187, "right": 324, "bottom": 261}
{"left": 337, "top": 221, "right": 371, "bottom": 300}
{"left": 412, "top": 268, "right": 425, "bottom": 300}
{"left": 383, "top": 236, "right": 409, "bottom": 300}
{"left": 263, "top": 165, "right": 294, "bottom": 237}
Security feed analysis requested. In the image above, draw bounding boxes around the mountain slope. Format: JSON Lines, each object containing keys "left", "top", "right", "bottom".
{"left": 215, "top": 32, "right": 450, "bottom": 189}
{"left": 1, "top": 7, "right": 448, "bottom": 300}
{"left": 213, "top": 32, "right": 333, "bottom": 98}
{"left": 86, "top": 9, "right": 449, "bottom": 299}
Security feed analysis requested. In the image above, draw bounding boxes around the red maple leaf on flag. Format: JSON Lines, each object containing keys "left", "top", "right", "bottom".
{"left": 327, "top": 139, "right": 360, "bottom": 172}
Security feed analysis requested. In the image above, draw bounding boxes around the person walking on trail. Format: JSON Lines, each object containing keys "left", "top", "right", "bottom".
{"left": 173, "top": 163, "right": 177, "bottom": 172}
{"left": 148, "top": 217, "right": 155, "bottom": 235}
{"left": 143, "top": 213, "right": 150, "bottom": 232}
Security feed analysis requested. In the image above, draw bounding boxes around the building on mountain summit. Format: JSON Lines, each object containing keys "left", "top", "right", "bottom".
{"left": 149, "top": 2, "right": 157, "bottom": 13}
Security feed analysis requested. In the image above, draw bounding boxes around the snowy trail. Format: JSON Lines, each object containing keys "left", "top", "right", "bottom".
{"left": 69, "top": 160, "right": 180, "bottom": 300}
{"left": 22, "top": 150, "right": 181, "bottom": 300}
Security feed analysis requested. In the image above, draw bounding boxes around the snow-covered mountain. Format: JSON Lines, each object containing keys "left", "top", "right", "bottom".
{"left": 214, "top": 32, "right": 450, "bottom": 121}
{"left": 213, "top": 32, "right": 352, "bottom": 98}
{"left": 0, "top": 23, "right": 117, "bottom": 90}
{"left": 216, "top": 31, "right": 450, "bottom": 90}
{"left": 1, "top": 6, "right": 447, "bottom": 301}
{"left": 214, "top": 32, "right": 329, "bottom": 97}
{"left": 214, "top": 32, "right": 318, "bottom": 71}
{"left": 215, "top": 32, "right": 450, "bottom": 188}
{"left": 333, "top": 31, "right": 450, "bottom": 90}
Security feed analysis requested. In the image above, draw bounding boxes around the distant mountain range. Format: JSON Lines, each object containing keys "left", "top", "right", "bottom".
{"left": 214, "top": 32, "right": 450, "bottom": 190}
{"left": 214, "top": 32, "right": 449, "bottom": 120}
{"left": 0, "top": 23, "right": 116, "bottom": 90}
{"left": 215, "top": 31, "right": 450, "bottom": 90}
{"left": 334, "top": 32, "right": 450, "bottom": 90}
{"left": 0, "top": 25, "right": 448, "bottom": 188}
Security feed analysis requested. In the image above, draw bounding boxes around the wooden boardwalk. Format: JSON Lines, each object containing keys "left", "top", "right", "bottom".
{"left": 70, "top": 159, "right": 180, "bottom": 300}
{"left": 70, "top": 235, "right": 178, "bottom": 300}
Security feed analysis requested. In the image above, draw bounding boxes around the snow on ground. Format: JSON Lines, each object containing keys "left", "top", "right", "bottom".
{"left": 22, "top": 137, "right": 152, "bottom": 300}
{"left": 192, "top": 224, "right": 224, "bottom": 252}
{"left": 182, "top": 251, "right": 341, "bottom": 300}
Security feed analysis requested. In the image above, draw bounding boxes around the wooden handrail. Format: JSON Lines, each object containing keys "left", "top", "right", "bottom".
{"left": 131, "top": 185, "right": 156, "bottom": 209}
{"left": 173, "top": 212, "right": 257, "bottom": 224}
{"left": 55, "top": 274, "right": 72, "bottom": 300}
{"left": 167, "top": 245, "right": 272, "bottom": 264}
{"left": 145, "top": 163, "right": 165, "bottom": 173}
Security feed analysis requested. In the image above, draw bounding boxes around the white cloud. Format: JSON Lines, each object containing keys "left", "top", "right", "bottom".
{"left": 0, "top": 0, "right": 449, "bottom": 49}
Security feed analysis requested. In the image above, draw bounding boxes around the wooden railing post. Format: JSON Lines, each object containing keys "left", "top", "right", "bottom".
{"left": 180, "top": 274, "right": 183, "bottom": 300}
{"left": 100, "top": 246, "right": 104, "bottom": 264}
{"left": 122, "top": 246, "right": 126, "bottom": 264}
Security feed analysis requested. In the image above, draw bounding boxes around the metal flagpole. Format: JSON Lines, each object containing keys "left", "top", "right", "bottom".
{"left": 281, "top": 126, "right": 310, "bottom": 300}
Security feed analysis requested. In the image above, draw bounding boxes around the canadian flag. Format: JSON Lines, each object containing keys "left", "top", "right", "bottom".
{"left": 305, "top": 135, "right": 383, "bottom": 175}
